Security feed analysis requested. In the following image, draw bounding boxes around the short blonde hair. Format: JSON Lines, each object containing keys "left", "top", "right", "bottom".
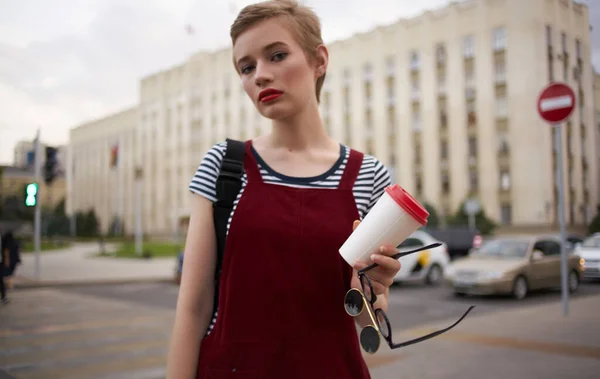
{"left": 230, "top": 0, "right": 326, "bottom": 102}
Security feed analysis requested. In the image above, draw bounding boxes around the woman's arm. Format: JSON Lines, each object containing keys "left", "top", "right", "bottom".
{"left": 166, "top": 194, "right": 218, "bottom": 379}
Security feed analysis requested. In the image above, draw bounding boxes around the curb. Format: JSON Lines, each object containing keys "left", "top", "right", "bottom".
{"left": 12, "top": 276, "right": 176, "bottom": 289}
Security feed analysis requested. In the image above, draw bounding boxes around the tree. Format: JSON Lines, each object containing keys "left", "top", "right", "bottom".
{"left": 75, "top": 209, "right": 99, "bottom": 237}
{"left": 423, "top": 202, "right": 440, "bottom": 228}
{"left": 588, "top": 204, "right": 600, "bottom": 235}
{"left": 46, "top": 198, "right": 70, "bottom": 236}
{"left": 447, "top": 199, "right": 497, "bottom": 235}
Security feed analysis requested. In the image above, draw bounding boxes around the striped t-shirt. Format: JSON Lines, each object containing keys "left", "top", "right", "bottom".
{"left": 188, "top": 141, "right": 391, "bottom": 336}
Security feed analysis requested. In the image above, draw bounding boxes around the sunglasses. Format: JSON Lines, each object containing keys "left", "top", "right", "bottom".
{"left": 344, "top": 243, "right": 475, "bottom": 354}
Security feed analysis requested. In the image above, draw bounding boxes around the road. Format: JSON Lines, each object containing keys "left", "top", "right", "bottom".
{"left": 63, "top": 278, "right": 600, "bottom": 329}
{"left": 1, "top": 280, "right": 599, "bottom": 379}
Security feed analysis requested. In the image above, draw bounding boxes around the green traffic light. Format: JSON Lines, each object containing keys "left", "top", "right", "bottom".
{"left": 25, "top": 183, "right": 38, "bottom": 207}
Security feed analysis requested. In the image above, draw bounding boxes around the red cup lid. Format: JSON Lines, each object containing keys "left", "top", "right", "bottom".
{"left": 384, "top": 184, "right": 429, "bottom": 225}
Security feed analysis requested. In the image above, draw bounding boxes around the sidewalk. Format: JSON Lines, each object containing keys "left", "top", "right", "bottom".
{"left": 367, "top": 293, "right": 600, "bottom": 379}
{"left": 13, "top": 242, "right": 175, "bottom": 288}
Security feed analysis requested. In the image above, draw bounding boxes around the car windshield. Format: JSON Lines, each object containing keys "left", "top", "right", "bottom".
{"left": 472, "top": 240, "right": 529, "bottom": 259}
{"left": 582, "top": 237, "right": 600, "bottom": 248}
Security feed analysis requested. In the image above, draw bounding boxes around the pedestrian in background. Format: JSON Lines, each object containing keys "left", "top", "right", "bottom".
{"left": 1, "top": 230, "right": 10, "bottom": 304}
{"left": 166, "top": 1, "right": 401, "bottom": 378}
{"left": 2, "top": 231, "right": 21, "bottom": 290}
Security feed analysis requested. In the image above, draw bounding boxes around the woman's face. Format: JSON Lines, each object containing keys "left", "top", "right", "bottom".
{"left": 233, "top": 18, "right": 325, "bottom": 120}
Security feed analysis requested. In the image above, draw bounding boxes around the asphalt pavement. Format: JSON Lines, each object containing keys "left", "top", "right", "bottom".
{"left": 2, "top": 280, "right": 599, "bottom": 379}
{"left": 62, "top": 278, "right": 600, "bottom": 330}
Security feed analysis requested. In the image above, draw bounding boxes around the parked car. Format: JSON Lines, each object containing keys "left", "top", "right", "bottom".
{"left": 422, "top": 226, "right": 478, "bottom": 260}
{"left": 393, "top": 230, "right": 450, "bottom": 285}
{"left": 576, "top": 234, "right": 600, "bottom": 280}
{"left": 444, "top": 235, "right": 583, "bottom": 299}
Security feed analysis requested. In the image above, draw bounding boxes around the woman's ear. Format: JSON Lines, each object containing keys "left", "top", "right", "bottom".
{"left": 314, "top": 44, "right": 329, "bottom": 79}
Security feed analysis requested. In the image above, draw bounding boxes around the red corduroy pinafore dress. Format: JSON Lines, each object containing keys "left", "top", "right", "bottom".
{"left": 196, "top": 140, "right": 371, "bottom": 379}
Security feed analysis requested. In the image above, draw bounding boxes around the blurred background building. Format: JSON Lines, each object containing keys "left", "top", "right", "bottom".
{"left": 67, "top": 108, "right": 137, "bottom": 235}
{"left": 57, "top": 0, "right": 599, "bottom": 237}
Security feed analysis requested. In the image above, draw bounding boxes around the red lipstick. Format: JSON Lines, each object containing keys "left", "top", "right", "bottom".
{"left": 258, "top": 88, "right": 283, "bottom": 103}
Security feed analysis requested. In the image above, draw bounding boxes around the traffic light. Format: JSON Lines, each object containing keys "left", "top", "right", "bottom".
{"left": 25, "top": 183, "right": 38, "bottom": 207}
{"left": 44, "top": 146, "right": 58, "bottom": 185}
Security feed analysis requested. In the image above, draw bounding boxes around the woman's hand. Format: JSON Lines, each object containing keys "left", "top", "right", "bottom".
{"left": 349, "top": 220, "right": 401, "bottom": 296}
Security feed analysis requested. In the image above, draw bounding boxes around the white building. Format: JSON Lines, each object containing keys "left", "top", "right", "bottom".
{"left": 67, "top": 108, "right": 137, "bottom": 234}
{"left": 69, "top": 0, "right": 599, "bottom": 236}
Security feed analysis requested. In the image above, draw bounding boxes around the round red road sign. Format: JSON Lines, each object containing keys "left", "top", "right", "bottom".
{"left": 537, "top": 83, "right": 576, "bottom": 124}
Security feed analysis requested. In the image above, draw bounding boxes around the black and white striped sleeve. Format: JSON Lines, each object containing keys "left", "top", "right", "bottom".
{"left": 188, "top": 142, "right": 227, "bottom": 203}
{"left": 365, "top": 157, "right": 392, "bottom": 215}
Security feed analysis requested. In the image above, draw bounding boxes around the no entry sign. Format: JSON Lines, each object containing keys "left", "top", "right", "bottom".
{"left": 537, "top": 82, "right": 576, "bottom": 317}
{"left": 537, "top": 83, "right": 576, "bottom": 124}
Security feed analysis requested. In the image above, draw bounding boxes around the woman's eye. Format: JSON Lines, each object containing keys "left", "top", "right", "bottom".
{"left": 272, "top": 52, "right": 287, "bottom": 61}
{"left": 240, "top": 65, "right": 254, "bottom": 75}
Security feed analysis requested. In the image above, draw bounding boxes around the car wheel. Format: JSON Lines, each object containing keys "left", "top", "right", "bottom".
{"left": 568, "top": 270, "right": 579, "bottom": 293}
{"left": 453, "top": 291, "right": 466, "bottom": 298}
{"left": 512, "top": 276, "right": 528, "bottom": 300}
{"left": 426, "top": 264, "right": 443, "bottom": 285}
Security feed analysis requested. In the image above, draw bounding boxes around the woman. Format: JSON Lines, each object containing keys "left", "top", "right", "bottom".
{"left": 166, "top": 1, "right": 401, "bottom": 378}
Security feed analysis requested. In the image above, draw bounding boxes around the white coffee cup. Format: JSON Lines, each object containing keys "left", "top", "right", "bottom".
{"left": 339, "top": 184, "right": 429, "bottom": 266}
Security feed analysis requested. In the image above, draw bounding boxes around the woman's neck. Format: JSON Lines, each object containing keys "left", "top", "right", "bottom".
{"left": 267, "top": 99, "right": 336, "bottom": 152}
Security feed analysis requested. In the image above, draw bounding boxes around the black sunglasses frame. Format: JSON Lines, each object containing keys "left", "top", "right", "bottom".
{"left": 348, "top": 243, "right": 476, "bottom": 352}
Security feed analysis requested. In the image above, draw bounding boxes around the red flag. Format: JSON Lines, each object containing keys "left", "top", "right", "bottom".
{"left": 110, "top": 144, "right": 118, "bottom": 168}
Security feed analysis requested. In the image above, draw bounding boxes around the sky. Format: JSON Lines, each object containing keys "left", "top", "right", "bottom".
{"left": 0, "top": 0, "right": 599, "bottom": 165}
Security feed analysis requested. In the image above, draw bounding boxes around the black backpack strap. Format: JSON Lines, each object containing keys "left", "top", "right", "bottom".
{"left": 212, "top": 138, "right": 245, "bottom": 310}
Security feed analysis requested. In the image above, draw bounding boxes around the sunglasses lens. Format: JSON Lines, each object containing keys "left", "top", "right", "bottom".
{"left": 359, "top": 325, "right": 381, "bottom": 354}
{"left": 344, "top": 289, "right": 364, "bottom": 316}
{"left": 375, "top": 309, "right": 390, "bottom": 339}
{"left": 360, "top": 275, "right": 373, "bottom": 302}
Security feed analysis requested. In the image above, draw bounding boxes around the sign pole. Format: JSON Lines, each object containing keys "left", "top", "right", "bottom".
{"left": 33, "top": 129, "right": 41, "bottom": 281}
{"left": 537, "top": 82, "right": 576, "bottom": 318}
{"left": 554, "top": 123, "right": 569, "bottom": 316}
{"left": 134, "top": 167, "right": 143, "bottom": 256}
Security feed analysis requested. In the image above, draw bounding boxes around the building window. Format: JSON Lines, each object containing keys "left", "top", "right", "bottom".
{"left": 411, "top": 78, "right": 420, "bottom": 99}
{"left": 576, "top": 39, "right": 582, "bottom": 60}
{"left": 363, "top": 63, "right": 373, "bottom": 82}
{"left": 493, "top": 27, "right": 507, "bottom": 51}
{"left": 440, "top": 111, "right": 447, "bottom": 128}
{"left": 436, "top": 43, "right": 446, "bottom": 65}
{"left": 412, "top": 112, "right": 421, "bottom": 131}
{"left": 500, "top": 171, "right": 511, "bottom": 191}
{"left": 387, "top": 79, "right": 395, "bottom": 105}
{"left": 441, "top": 174, "right": 450, "bottom": 194}
{"left": 364, "top": 81, "right": 372, "bottom": 109}
{"left": 546, "top": 25, "right": 552, "bottom": 46}
{"left": 468, "top": 137, "right": 477, "bottom": 157}
{"left": 365, "top": 110, "right": 373, "bottom": 136}
{"left": 410, "top": 51, "right": 420, "bottom": 70}
{"left": 465, "top": 69, "right": 475, "bottom": 87}
{"left": 496, "top": 96, "right": 508, "bottom": 118}
{"left": 343, "top": 87, "right": 351, "bottom": 111}
{"left": 495, "top": 60, "right": 506, "bottom": 83}
{"left": 464, "top": 35, "right": 475, "bottom": 58}
{"left": 469, "top": 169, "right": 478, "bottom": 192}
{"left": 465, "top": 88, "right": 475, "bottom": 100}
{"left": 343, "top": 68, "right": 351, "bottom": 87}
{"left": 441, "top": 140, "right": 448, "bottom": 160}
{"left": 501, "top": 204, "right": 512, "bottom": 225}
{"left": 386, "top": 56, "right": 395, "bottom": 77}
{"left": 498, "top": 132, "right": 509, "bottom": 154}
{"left": 438, "top": 73, "right": 446, "bottom": 94}
{"left": 561, "top": 32, "right": 567, "bottom": 53}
